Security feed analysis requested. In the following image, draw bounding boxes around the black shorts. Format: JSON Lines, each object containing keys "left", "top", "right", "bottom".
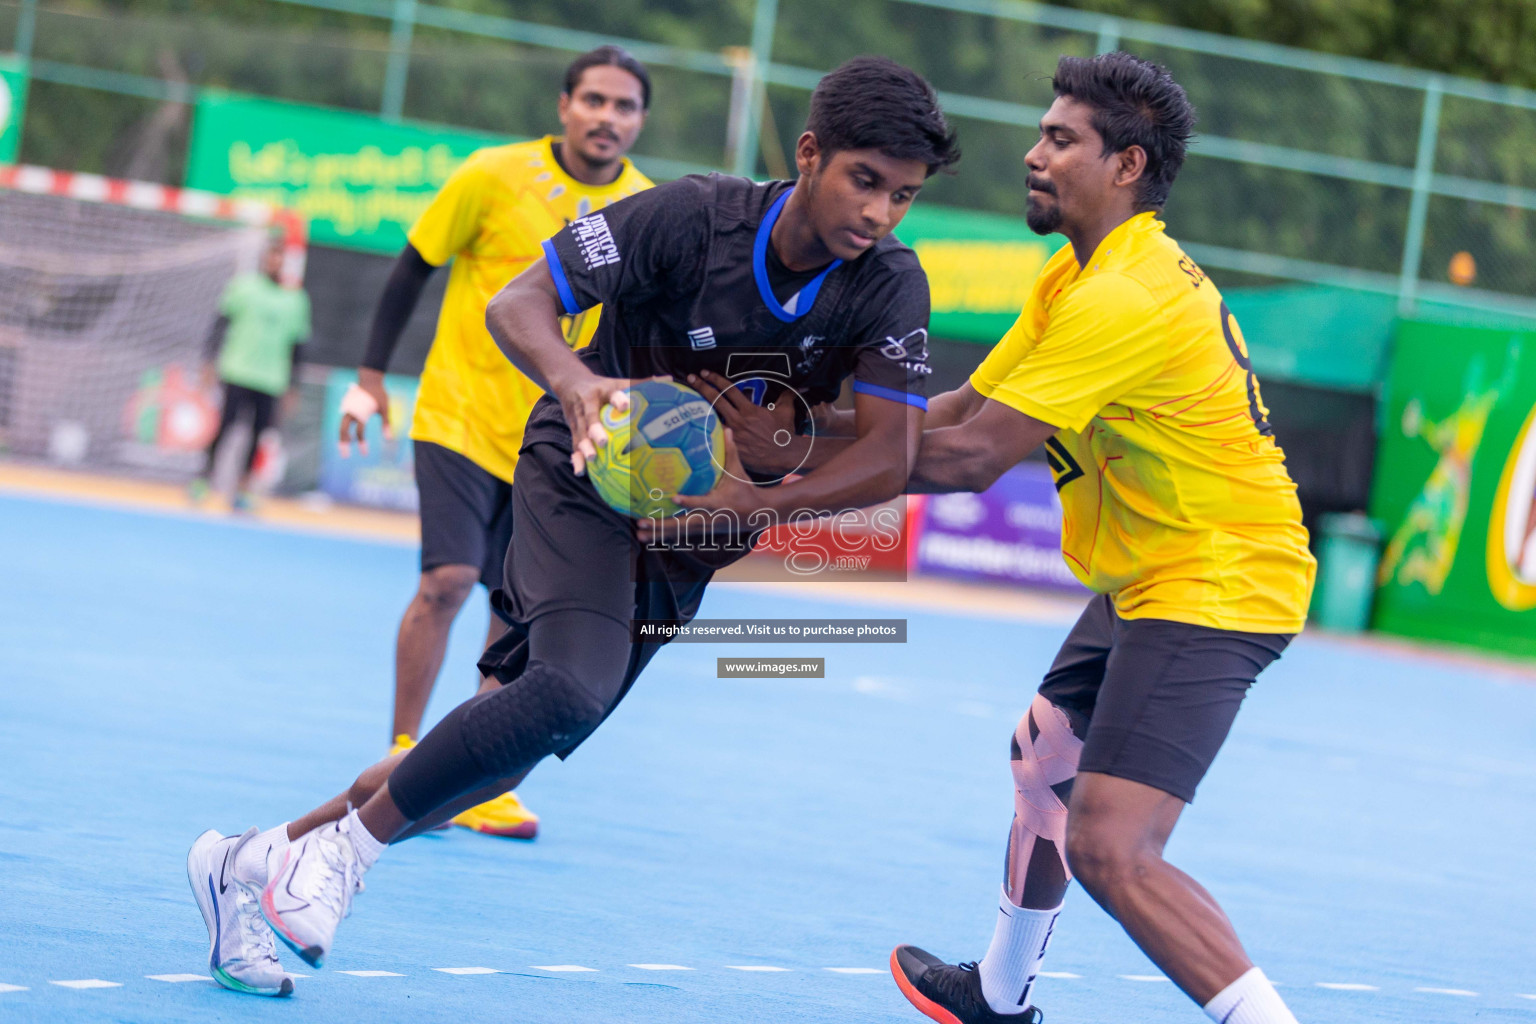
{"left": 413, "top": 441, "right": 515, "bottom": 590}
{"left": 1038, "top": 594, "right": 1292, "bottom": 803}
{"left": 477, "top": 441, "right": 754, "bottom": 757}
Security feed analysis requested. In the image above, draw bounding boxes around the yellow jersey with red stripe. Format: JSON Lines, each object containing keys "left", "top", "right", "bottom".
{"left": 407, "top": 136, "right": 651, "bottom": 482}
{"left": 971, "top": 212, "right": 1315, "bottom": 633}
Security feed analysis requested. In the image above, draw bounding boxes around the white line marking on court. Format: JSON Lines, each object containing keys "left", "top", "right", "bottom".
{"left": 1039, "top": 971, "right": 1081, "bottom": 979}
{"left": 1316, "top": 983, "right": 1379, "bottom": 991}
{"left": 824, "top": 967, "right": 883, "bottom": 974}
{"left": 50, "top": 980, "right": 121, "bottom": 989}
{"left": 1414, "top": 987, "right": 1477, "bottom": 996}
{"left": 146, "top": 974, "right": 212, "bottom": 983}
{"left": 727, "top": 965, "right": 792, "bottom": 972}
{"left": 434, "top": 967, "right": 499, "bottom": 975}
{"left": 1517, "top": 993, "right": 1536, "bottom": 1000}
{"left": 530, "top": 965, "right": 597, "bottom": 973}
{"left": 1120, "top": 974, "right": 1169, "bottom": 982}
{"left": 0, "top": 984, "right": 28, "bottom": 993}
{"left": 629, "top": 964, "right": 694, "bottom": 971}
{"left": 337, "top": 971, "right": 404, "bottom": 978}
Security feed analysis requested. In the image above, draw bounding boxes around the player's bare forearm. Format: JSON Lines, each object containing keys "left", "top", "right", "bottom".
{"left": 923, "top": 382, "right": 987, "bottom": 429}
{"left": 754, "top": 392, "right": 922, "bottom": 515}
{"left": 906, "top": 399, "right": 1057, "bottom": 494}
{"left": 485, "top": 259, "right": 588, "bottom": 393}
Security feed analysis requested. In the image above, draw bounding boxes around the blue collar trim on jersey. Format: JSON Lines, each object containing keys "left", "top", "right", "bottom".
{"left": 754, "top": 188, "right": 843, "bottom": 323}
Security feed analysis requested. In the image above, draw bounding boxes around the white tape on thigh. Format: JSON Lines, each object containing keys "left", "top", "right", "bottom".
{"left": 1010, "top": 694, "right": 1083, "bottom": 878}
{"left": 341, "top": 383, "right": 380, "bottom": 422}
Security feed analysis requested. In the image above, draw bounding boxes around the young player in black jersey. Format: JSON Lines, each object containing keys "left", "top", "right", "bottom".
{"left": 185, "top": 56, "right": 959, "bottom": 986}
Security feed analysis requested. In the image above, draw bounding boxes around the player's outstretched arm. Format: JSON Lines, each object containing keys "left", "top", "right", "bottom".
{"left": 486, "top": 258, "right": 630, "bottom": 475}
{"left": 907, "top": 398, "right": 1057, "bottom": 494}
{"left": 658, "top": 393, "right": 921, "bottom": 536}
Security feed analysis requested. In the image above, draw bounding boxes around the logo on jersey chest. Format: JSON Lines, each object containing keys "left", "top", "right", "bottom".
{"left": 687, "top": 326, "right": 717, "bottom": 351}
{"left": 1044, "top": 437, "right": 1084, "bottom": 492}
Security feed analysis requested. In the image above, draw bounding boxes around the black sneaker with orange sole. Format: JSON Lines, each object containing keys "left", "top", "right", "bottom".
{"left": 890, "top": 946, "right": 1044, "bottom": 1024}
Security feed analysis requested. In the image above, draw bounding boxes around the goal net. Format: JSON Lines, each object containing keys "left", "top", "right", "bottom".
{"left": 0, "top": 165, "right": 305, "bottom": 478}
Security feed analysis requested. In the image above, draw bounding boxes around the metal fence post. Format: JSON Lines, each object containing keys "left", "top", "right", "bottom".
{"left": 732, "top": 0, "right": 780, "bottom": 178}
{"left": 15, "top": 0, "right": 38, "bottom": 59}
{"left": 381, "top": 0, "right": 417, "bottom": 122}
{"left": 1398, "top": 77, "right": 1443, "bottom": 317}
{"left": 1096, "top": 17, "right": 1120, "bottom": 55}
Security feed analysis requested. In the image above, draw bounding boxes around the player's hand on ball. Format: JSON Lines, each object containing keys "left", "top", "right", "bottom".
{"left": 689, "top": 370, "right": 799, "bottom": 477}
{"left": 636, "top": 428, "right": 758, "bottom": 545}
{"left": 338, "top": 368, "right": 392, "bottom": 457}
{"left": 555, "top": 371, "right": 632, "bottom": 476}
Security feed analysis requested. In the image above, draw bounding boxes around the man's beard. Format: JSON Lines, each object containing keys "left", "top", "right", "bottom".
{"left": 1025, "top": 194, "right": 1062, "bottom": 236}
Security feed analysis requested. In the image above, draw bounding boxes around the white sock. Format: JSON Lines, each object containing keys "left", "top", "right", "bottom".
{"left": 234, "top": 823, "right": 290, "bottom": 886}
{"left": 1204, "top": 967, "right": 1299, "bottom": 1024}
{"left": 977, "top": 886, "right": 1063, "bottom": 1015}
{"left": 342, "top": 809, "right": 385, "bottom": 871}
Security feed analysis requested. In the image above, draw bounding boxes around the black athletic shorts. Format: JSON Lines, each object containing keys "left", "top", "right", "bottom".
{"left": 413, "top": 440, "right": 515, "bottom": 590}
{"left": 477, "top": 441, "right": 755, "bottom": 757}
{"left": 1038, "top": 594, "right": 1292, "bottom": 803}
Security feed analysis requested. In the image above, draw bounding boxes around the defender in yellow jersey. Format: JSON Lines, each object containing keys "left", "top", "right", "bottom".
{"left": 892, "top": 55, "right": 1313, "bottom": 1024}
{"left": 334, "top": 46, "right": 653, "bottom": 840}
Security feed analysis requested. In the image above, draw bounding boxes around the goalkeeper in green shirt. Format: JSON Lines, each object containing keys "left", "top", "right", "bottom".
{"left": 190, "top": 240, "right": 311, "bottom": 510}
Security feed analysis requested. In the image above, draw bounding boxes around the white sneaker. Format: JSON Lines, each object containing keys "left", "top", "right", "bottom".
{"left": 260, "top": 818, "right": 366, "bottom": 968}
{"left": 187, "top": 828, "right": 294, "bottom": 997}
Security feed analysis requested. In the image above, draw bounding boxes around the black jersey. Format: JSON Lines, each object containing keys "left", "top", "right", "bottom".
{"left": 525, "top": 173, "right": 931, "bottom": 449}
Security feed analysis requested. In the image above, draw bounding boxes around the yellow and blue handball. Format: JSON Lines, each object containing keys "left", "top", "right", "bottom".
{"left": 587, "top": 379, "right": 724, "bottom": 518}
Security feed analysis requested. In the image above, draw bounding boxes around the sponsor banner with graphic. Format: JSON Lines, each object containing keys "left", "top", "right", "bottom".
{"left": 895, "top": 204, "right": 1062, "bottom": 344}
{"left": 185, "top": 92, "right": 506, "bottom": 253}
{"left": 0, "top": 56, "right": 28, "bottom": 163}
{"left": 913, "top": 461, "right": 1085, "bottom": 591}
{"left": 318, "top": 368, "right": 420, "bottom": 510}
{"left": 1369, "top": 320, "right": 1536, "bottom": 656}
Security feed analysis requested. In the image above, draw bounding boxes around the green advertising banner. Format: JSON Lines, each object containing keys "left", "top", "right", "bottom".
{"left": 185, "top": 92, "right": 507, "bottom": 253}
{"left": 0, "top": 57, "right": 29, "bottom": 164}
{"left": 1369, "top": 319, "right": 1536, "bottom": 656}
{"left": 895, "top": 204, "right": 1061, "bottom": 344}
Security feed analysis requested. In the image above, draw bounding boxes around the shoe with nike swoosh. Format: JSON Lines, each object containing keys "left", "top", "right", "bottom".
{"left": 260, "top": 818, "right": 366, "bottom": 968}
{"left": 187, "top": 828, "right": 294, "bottom": 996}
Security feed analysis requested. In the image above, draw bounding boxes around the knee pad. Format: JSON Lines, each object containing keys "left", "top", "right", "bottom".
{"left": 1009, "top": 694, "right": 1084, "bottom": 880}
{"left": 460, "top": 660, "right": 607, "bottom": 779}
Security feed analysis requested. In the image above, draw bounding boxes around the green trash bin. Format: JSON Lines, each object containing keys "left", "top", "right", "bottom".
{"left": 1311, "top": 512, "right": 1383, "bottom": 632}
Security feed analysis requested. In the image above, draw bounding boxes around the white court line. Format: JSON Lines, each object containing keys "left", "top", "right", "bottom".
{"left": 1414, "top": 987, "right": 1478, "bottom": 997}
{"left": 530, "top": 965, "right": 598, "bottom": 973}
{"left": 1039, "top": 971, "right": 1081, "bottom": 979}
{"left": 1517, "top": 994, "right": 1536, "bottom": 1000}
{"left": 1120, "top": 974, "right": 1169, "bottom": 982}
{"left": 824, "top": 968, "right": 883, "bottom": 974}
{"left": 337, "top": 971, "right": 403, "bottom": 978}
{"left": 434, "top": 967, "right": 500, "bottom": 975}
{"left": 727, "top": 965, "right": 792, "bottom": 972}
{"left": 1316, "top": 983, "right": 1379, "bottom": 991}
{"left": 50, "top": 980, "right": 121, "bottom": 989}
{"left": 0, "top": 984, "right": 28, "bottom": 993}
{"left": 629, "top": 964, "right": 694, "bottom": 971}
{"left": 146, "top": 974, "right": 212, "bottom": 983}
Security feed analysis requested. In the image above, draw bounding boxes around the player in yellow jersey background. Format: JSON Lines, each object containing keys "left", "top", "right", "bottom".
{"left": 889, "top": 54, "right": 1315, "bottom": 1024}
{"left": 336, "top": 46, "right": 653, "bottom": 839}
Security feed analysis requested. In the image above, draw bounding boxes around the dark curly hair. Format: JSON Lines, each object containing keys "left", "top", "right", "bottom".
{"left": 1052, "top": 52, "right": 1196, "bottom": 210}
{"left": 564, "top": 45, "right": 651, "bottom": 110}
{"left": 805, "top": 56, "right": 961, "bottom": 177}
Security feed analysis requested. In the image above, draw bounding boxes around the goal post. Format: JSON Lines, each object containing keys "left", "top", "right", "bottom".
{"left": 0, "top": 164, "right": 306, "bottom": 478}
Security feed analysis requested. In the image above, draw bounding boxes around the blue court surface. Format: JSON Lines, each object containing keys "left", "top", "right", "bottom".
{"left": 2, "top": 490, "right": 1535, "bottom": 1024}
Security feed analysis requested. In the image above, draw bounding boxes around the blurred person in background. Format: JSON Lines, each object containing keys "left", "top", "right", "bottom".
{"left": 335, "top": 45, "right": 653, "bottom": 839}
{"left": 189, "top": 237, "right": 309, "bottom": 512}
